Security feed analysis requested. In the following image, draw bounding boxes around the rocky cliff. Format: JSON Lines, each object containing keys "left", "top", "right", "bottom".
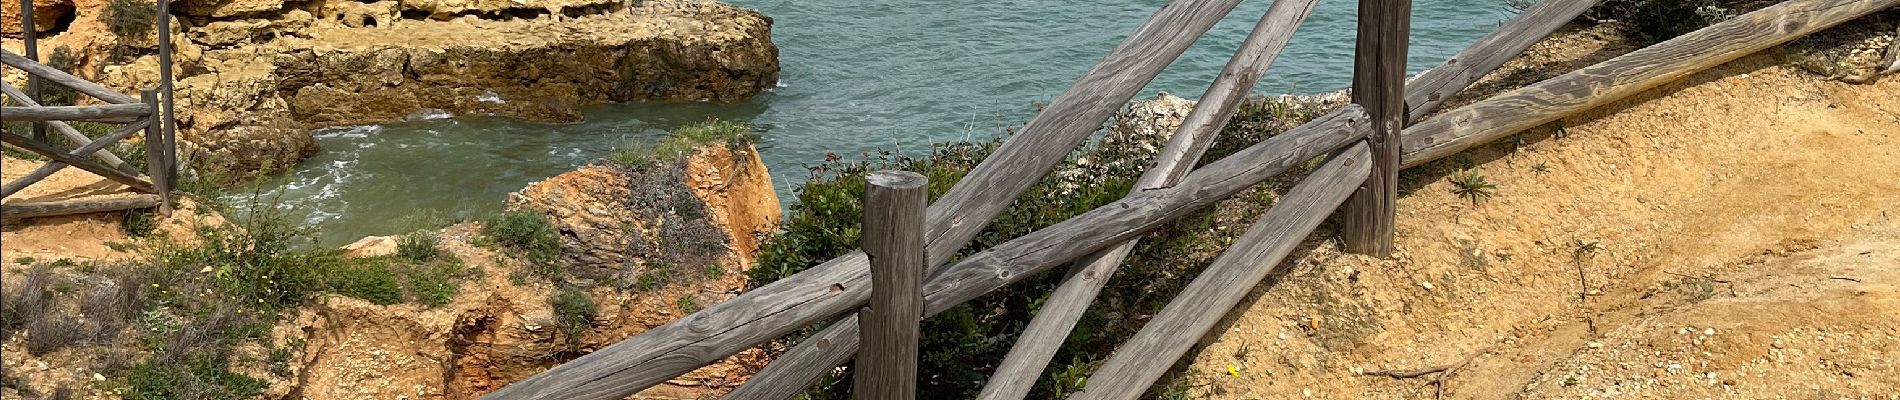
{"left": 287, "top": 140, "right": 780, "bottom": 399}
{"left": 2, "top": 0, "right": 778, "bottom": 179}
{"left": 507, "top": 140, "right": 780, "bottom": 288}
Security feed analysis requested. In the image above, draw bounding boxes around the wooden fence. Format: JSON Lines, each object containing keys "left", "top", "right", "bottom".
{"left": 2, "top": 0, "right": 179, "bottom": 219}
{"left": 469, "top": 0, "right": 1895, "bottom": 398}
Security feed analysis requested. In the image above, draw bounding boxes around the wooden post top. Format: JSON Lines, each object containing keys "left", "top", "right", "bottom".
{"left": 866, "top": 170, "right": 927, "bottom": 190}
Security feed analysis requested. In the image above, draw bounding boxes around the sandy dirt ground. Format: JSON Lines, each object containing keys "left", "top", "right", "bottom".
{"left": 1181, "top": 44, "right": 1900, "bottom": 399}
{"left": 1, "top": 155, "right": 211, "bottom": 265}
{"left": 4, "top": 156, "right": 149, "bottom": 263}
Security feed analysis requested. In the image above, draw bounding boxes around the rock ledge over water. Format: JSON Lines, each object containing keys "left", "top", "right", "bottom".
{"left": 2, "top": 0, "right": 779, "bottom": 179}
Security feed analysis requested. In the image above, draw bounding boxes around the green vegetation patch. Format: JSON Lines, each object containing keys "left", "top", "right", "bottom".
{"left": 1, "top": 152, "right": 483, "bottom": 398}
{"left": 609, "top": 118, "right": 759, "bottom": 171}
{"left": 549, "top": 285, "right": 596, "bottom": 349}
{"left": 101, "top": 0, "right": 156, "bottom": 40}
{"left": 483, "top": 210, "right": 562, "bottom": 274}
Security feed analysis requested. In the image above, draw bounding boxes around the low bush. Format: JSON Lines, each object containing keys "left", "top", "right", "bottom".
{"left": 608, "top": 119, "right": 759, "bottom": 171}
{"left": 23, "top": 316, "right": 89, "bottom": 356}
{"left": 549, "top": 286, "right": 596, "bottom": 349}
{"left": 120, "top": 189, "right": 471, "bottom": 394}
{"left": 1, "top": 265, "right": 57, "bottom": 341}
{"left": 396, "top": 230, "right": 443, "bottom": 262}
{"left": 1593, "top": 0, "right": 1743, "bottom": 44}
{"left": 483, "top": 210, "right": 562, "bottom": 270}
{"left": 123, "top": 209, "right": 158, "bottom": 237}
{"left": 100, "top": 0, "right": 156, "bottom": 40}
{"left": 328, "top": 259, "right": 404, "bottom": 305}
{"left": 41, "top": 46, "right": 78, "bottom": 107}
{"left": 123, "top": 354, "right": 266, "bottom": 400}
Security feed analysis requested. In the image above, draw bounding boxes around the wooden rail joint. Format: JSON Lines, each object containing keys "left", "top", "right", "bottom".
{"left": 1340, "top": 0, "right": 1411, "bottom": 258}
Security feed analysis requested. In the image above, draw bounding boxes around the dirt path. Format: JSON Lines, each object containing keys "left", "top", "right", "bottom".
{"left": 1182, "top": 51, "right": 1900, "bottom": 399}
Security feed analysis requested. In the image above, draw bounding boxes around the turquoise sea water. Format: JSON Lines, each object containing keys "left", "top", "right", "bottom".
{"left": 266, "top": 0, "right": 1518, "bottom": 245}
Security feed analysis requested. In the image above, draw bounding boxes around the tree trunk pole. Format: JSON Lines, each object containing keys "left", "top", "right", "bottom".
{"left": 19, "top": 0, "right": 47, "bottom": 142}
{"left": 155, "top": 0, "right": 178, "bottom": 186}
{"left": 853, "top": 171, "right": 927, "bottom": 400}
{"left": 1340, "top": 0, "right": 1409, "bottom": 257}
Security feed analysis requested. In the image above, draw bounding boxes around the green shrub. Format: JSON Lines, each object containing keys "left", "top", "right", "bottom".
{"left": 1597, "top": 0, "right": 1736, "bottom": 44}
{"left": 148, "top": 204, "right": 341, "bottom": 311}
{"left": 675, "top": 294, "right": 699, "bottom": 313}
{"left": 482, "top": 210, "right": 561, "bottom": 271}
{"left": 41, "top": 46, "right": 78, "bottom": 106}
{"left": 322, "top": 253, "right": 466, "bottom": 307}
{"left": 327, "top": 259, "right": 403, "bottom": 305}
{"left": 100, "top": 0, "right": 156, "bottom": 40}
{"left": 403, "top": 258, "right": 464, "bottom": 307}
{"left": 607, "top": 119, "right": 759, "bottom": 171}
{"left": 123, "top": 354, "right": 266, "bottom": 400}
{"left": 396, "top": 230, "right": 443, "bottom": 262}
{"left": 123, "top": 209, "right": 157, "bottom": 237}
{"left": 549, "top": 286, "right": 595, "bottom": 349}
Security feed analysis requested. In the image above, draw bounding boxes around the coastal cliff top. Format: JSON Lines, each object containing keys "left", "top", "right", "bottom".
{"left": 279, "top": 0, "right": 772, "bottom": 52}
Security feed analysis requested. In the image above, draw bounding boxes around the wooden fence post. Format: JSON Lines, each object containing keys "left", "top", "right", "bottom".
{"left": 853, "top": 170, "right": 926, "bottom": 400}
{"left": 155, "top": 0, "right": 178, "bottom": 185}
{"left": 1340, "top": 0, "right": 1409, "bottom": 257}
{"left": 19, "top": 0, "right": 47, "bottom": 142}
{"left": 141, "top": 89, "right": 172, "bottom": 215}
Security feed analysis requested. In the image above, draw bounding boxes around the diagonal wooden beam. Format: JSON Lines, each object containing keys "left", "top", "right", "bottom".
{"left": 725, "top": 106, "right": 1370, "bottom": 400}
{"left": 1068, "top": 143, "right": 1371, "bottom": 400}
{"left": 3, "top": 119, "right": 151, "bottom": 198}
{"left": 1, "top": 81, "right": 140, "bottom": 174}
{"left": 1401, "top": 0, "right": 1900, "bottom": 167}
{"left": 0, "top": 50, "right": 139, "bottom": 104}
{"left": 0, "top": 132, "right": 156, "bottom": 194}
{"left": 1403, "top": 0, "right": 1603, "bottom": 123}
{"left": 480, "top": 0, "right": 1256, "bottom": 397}
{"left": 973, "top": 1, "right": 1323, "bottom": 398}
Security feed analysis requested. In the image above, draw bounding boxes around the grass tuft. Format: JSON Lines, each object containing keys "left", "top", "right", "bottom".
{"left": 1448, "top": 169, "right": 1500, "bottom": 205}
{"left": 396, "top": 230, "right": 444, "bottom": 263}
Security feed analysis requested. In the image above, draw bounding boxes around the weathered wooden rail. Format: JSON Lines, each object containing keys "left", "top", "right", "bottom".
{"left": 480, "top": 0, "right": 1896, "bottom": 398}
{"left": 2, "top": 0, "right": 179, "bottom": 219}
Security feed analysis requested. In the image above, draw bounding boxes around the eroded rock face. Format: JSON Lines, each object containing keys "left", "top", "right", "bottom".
{"left": 275, "top": 141, "right": 780, "bottom": 399}
{"left": 508, "top": 141, "right": 780, "bottom": 288}
{"left": 283, "top": 225, "right": 770, "bottom": 400}
{"left": 2, "top": 0, "right": 779, "bottom": 180}
{"left": 0, "top": 0, "right": 73, "bottom": 35}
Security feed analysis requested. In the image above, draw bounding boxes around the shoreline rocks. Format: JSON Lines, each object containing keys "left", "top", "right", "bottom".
{"left": 2, "top": 0, "right": 780, "bottom": 180}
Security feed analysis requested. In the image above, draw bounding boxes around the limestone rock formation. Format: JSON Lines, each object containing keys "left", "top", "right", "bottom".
{"left": 281, "top": 225, "right": 771, "bottom": 400}
{"left": 508, "top": 140, "right": 780, "bottom": 288}
{"left": 0, "top": 0, "right": 73, "bottom": 34}
{"left": 272, "top": 140, "right": 780, "bottom": 399}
